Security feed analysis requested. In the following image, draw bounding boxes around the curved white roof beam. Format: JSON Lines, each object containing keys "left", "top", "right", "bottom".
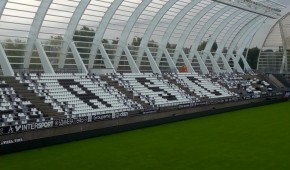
{"left": 213, "top": 13, "right": 254, "bottom": 72}
{"left": 200, "top": 10, "right": 243, "bottom": 72}
{"left": 187, "top": 6, "right": 232, "bottom": 73}
{"left": 23, "top": 0, "right": 53, "bottom": 68}
{"left": 135, "top": 0, "right": 178, "bottom": 67}
{"left": 58, "top": 0, "right": 91, "bottom": 68}
{"left": 258, "top": 13, "right": 289, "bottom": 72}
{"left": 226, "top": 17, "right": 265, "bottom": 72}
{"left": 88, "top": 0, "right": 123, "bottom": 69}
{"left": 172, "top": 2, "right": 217, "bottom": 65}
{"left": 0, "top": 0, "right": 7, "bottom": 19}
{"left": 0, "top": 0, "right": 14, "bottom": 76}
{"left": 202, "top": 11, "right": 242, "bottom": 56}
{"left": 235, "top": 18, "right": 267, "bottom": 71}
{"left": 219, "top": 16, "right": 261, "bottom": 73}
{"left": 154, "top": 0, "right": 203, "bottom": 65}
{"left": 214, "top": 13, "right": 255, "bottom": 55}
{"left": 113, "top": 0, "right": 152, "bottom": 70}
{"left": 227, "top": 17, "right": 266, "bottom": 55}
{"left": 278, "top": 20, "right": 288, "bottom": 73}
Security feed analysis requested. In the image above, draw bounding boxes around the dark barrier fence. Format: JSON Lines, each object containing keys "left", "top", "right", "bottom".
{"left": 0, "top": 97, "right": 287, "bottom": 155}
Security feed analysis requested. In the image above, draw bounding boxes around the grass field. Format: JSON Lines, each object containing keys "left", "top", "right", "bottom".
{"left": 1, "top": 101, "right": 290, "bottom": 170}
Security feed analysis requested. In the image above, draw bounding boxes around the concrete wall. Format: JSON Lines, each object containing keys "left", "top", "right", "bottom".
{"left": 0, "top": 97, "right": 287, "bottom": 155}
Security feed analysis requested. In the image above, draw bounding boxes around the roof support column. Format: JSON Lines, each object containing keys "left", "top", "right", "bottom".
{"left": 0, "top": 0, "right": 7, "bottom": 20}
{"left": 227, "top": 17, "right": 264, "bottom": 58}
{"left": 227, "top": 17, "right": 265, "bottom": 72}
{"left": 164, "top": 49, "right": 178, "bottom": 73}
{"left": 194, "top": 51, "right": 209, "bottom": 74}
{"left": 35, "top": 39, "right": 55, "bottom": 74}
{"left": 58, "top": 0, "right": 91, "bottom": 69}
{"left": 172, "top": 3, "right": 216, "bottom": 74}
{"left": 180, "top": 51, "right": 195, "bottom": 73}
{"left": 279, "top": 21, "right": 288, "bottom": 73}
{"left": 201, "top": 10, "right": 241, "bottom": 72}
{"left": 24, "top": 0, "right": 52, "bottom": 69}
{"left": 155, "top": 0, "right": 202, "bottom": 65}
{"left": 123, "top": 46, "right": 140, "bottom": 73}
{"left": 99, "top": 44, "right": 115, "bottom": 72}
{"left": 0, "top": 43, "right": 14, "bottom": 76}
{"left": 236, "top": 19, "right": 266, "bottom": 72}
{"left": 88, "top": 0, "right": 123, "bottom": 69}
{"left": 0, "top": 0, "right": 13, "bottom": 76}
{"left": 145, "top": 48, "right": 161, "bottom": 74}
{"left": 69, "top": 42, "right": 88, "bottom": 74}
{"left": 113, "top": 0, "right": 152, "bottom": 70}
{"left": 136, "top": 0, "right": 177, "bottom": 67}
{"left": 188, "top": 6, "right": 232, "bottom": 73}
{"left": 213, "top": 13, "right": 255, "bottom": 71}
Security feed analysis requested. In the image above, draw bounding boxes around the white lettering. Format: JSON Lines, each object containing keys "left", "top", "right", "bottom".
{"left": 15, "top": 125, "right": 22, "bottom": 132}
{"left": 8, "top": 126, "right": 14, "bottom": 134}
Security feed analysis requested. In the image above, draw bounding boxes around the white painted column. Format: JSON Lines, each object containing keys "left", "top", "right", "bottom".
{"left": 69, "top": 42, "right": 88, "bottom": 74}
{"left": 0, "top": 0, "right": 8, "bottom": 20}
{"left": 58, "top": 0, "right": 91, "bottom": 69}
{"left": 0, "top": 0, "right": 14, "bottom": 76}
{"left": 187, "top": 6, "right": 232, "bottom": 73}
{"left": 88, "top": 0, "right": 123, "bottom": 69}
{"left": 155, "top": 0, "right": 202, "bottom": 65}
{"left": 113, "top": 0, "right": 152, "bottom": 71}
{"left": 24, "top": 0, "right": 52, "bottom": 69}
{"left": 35, "top": 39, "right": 55, "bottom": 74}
{"left": 201, "top": 10, "right": 241, "bottom": 72}
{"left": 172, "top": 3, "right": 217, "bottom": 74}
{"left": 135, "top": 0, "right": 177, "bottom": 67}
{"left": 0, "top": 43, "right": 14, "bottom": 76}
{"left": 145, "top": 48, "right": 161, "bottom": 74}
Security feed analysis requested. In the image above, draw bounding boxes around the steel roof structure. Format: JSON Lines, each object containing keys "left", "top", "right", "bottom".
{"left": 258, "top": 12, "right": 290, "bottom": 74}
{"left": 0, "top": 0, "right": 286, "bottom": 76}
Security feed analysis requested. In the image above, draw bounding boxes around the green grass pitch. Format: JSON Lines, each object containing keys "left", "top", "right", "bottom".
{"left": 1, "top": 101, "right": 290, "bottom": 170}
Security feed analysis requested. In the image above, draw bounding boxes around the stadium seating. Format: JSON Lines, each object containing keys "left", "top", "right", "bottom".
{"left": 166, "top": 73, "right": 234, "bottom": 99}
{"left": 15, "top": 73, "right": 142, "bottom": 118}
{"left": 0, "top": 72, "right": 280, "bottom": 129}
{"left": 208, "top": 73, "right": 273, "bottom": 98}
{"left": 0, "top": 78, "right": 44, "bottom": 127}
{"left": 108, "top": 73, "right": 196, "bottom": 108}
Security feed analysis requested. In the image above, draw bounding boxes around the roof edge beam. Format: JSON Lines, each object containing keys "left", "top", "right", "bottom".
{"left": 212, "top": 0, "right": 281, "bottom": 19}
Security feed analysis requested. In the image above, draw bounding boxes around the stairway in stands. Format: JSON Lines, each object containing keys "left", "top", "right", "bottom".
{"left": 1, "top": 76, "right": 63, "bottom": 118}
{"left": 100, "top": 75, "right": 151, "bottom": 109}
{"left": 272, "top": 74, "right": 290, "bottom": 88}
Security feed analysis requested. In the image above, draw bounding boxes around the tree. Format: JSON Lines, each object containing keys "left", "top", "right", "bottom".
{"left": 222, "top": 47, "right": 228, "bottom": 53}
{"left": 112, "top": 37, "right": 119, "bottom": 45}
{"left": 148, "top": 40, "right": 158, "bottom": 48}
{"left": 197, "top": 41, "right": 207, "bottom": 51}
{"left": 73, "top": 26, "right": 95, "bottom": 59}
{"left": 166, "top": 42, "right": 176, "bottom": 49}
{"left": 102, "top": 39, "right": 109, "bottom": 44}
{"left": 131, "top": 36, "right": 142, "bottom": 46}
{"left": 43, "top": 35, "right": 63, "bottom": 65}
{"left": 211, "top": 41, "right": 218, "bottom": 52}
{"left": 3, "top": 38, "right": 25, "bottom": 68}
{"left": 245, "top": 47, "right": 260, "bottom": 69}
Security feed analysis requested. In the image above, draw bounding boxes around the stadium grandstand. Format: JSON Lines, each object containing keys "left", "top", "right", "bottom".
{"left": 0, "top": 0, "right": 289, "bottom": 154}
